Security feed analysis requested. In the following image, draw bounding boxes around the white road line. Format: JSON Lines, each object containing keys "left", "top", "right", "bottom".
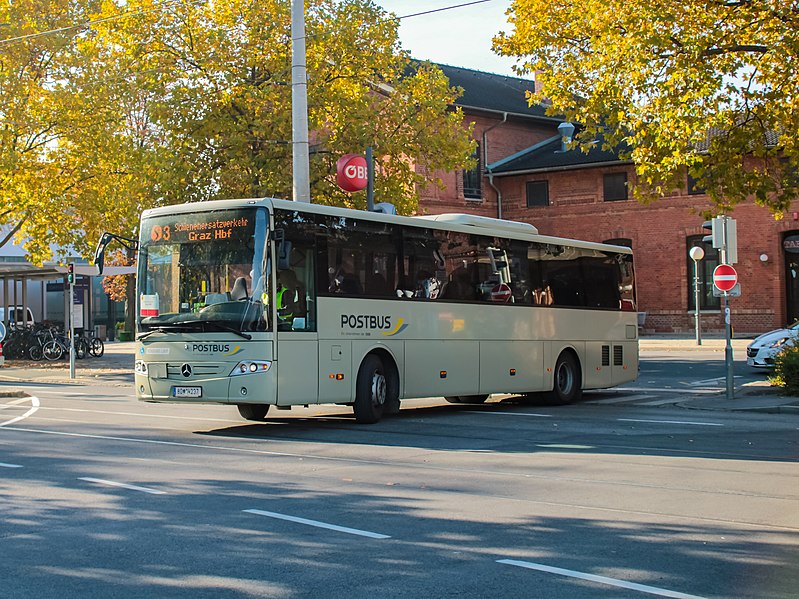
{"left": 244, "top": 508, "right": 390, "bottom": 539}
{"left": 0, "top": 396, "right": 40, "bottom": 427}
{"left": 463, "top": 411, "right": 552, "bottom": 417}
{"left": 615, "top": 387, "right": 720, "bottom": 395}
{"left": 618, "top": 418, "right": 723, "bottom": 427}
{"left": 497, "top": 559, "right": 706, "bottom": 598}
{"left": 0, "top": 397, "right": 31, "bottom": 410}
{"left": 0, "top": 462, "right": 23, "bottom": 468}
{"left": 583, "top": 394, "right": 654, "bottom": 404}
{"left": 79, "top": 477, "right": 166, "bottom": 495}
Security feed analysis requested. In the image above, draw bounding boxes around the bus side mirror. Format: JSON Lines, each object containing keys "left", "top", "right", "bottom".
{"left": 93, "top": 232, "right": 113, "bottom": 276}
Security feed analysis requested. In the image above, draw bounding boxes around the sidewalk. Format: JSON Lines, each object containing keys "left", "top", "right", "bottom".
{"left": 1, "top": 337, "right": 798, "bottom": 414}
{"left": 0, "top": 341, "right": 136, "bottom": 387}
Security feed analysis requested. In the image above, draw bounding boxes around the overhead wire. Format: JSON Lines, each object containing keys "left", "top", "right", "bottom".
{"left": 0, "top": 0, "right": 503, "bottom": 47}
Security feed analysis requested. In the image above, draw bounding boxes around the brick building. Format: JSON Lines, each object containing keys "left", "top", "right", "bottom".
{"left": 418, "top": 65, "right": 798, "bottom": 334}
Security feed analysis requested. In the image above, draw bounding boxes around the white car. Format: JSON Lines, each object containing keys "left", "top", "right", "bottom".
{"left": 746, "top": 322, "right": 799, "bottom": 368}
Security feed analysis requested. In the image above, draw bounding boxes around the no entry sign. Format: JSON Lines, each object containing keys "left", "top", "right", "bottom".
{"left": 491, "top": 283, "right": 512, "bottom": 303}
{"left": 713, "top": 264, "right": 738, "bottom": 292}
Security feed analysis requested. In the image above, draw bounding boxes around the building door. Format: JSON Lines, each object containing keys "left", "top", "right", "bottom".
{"left": 783, "top": 233, "right": 799, "bottom": 324}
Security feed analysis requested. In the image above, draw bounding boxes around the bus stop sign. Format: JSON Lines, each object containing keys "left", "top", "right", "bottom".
{"left": 713, "top": 264, "right": 738, "bottom": 292}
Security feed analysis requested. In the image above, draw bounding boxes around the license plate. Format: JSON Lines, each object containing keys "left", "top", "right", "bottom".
{"left": 173, "top": 386, "right": 202, "bottom": 398}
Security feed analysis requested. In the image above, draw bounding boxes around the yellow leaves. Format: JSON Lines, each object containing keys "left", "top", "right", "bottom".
{"left": 497, "top": 0, "right": 799, "bottom": 213}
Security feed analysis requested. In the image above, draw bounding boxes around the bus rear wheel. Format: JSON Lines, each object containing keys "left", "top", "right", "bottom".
{"left": 237, "top": 404, "right": 270, "bottom": 421}
{"left": 547, "top": 351, "right": 582, "bottom": 405}
{"left": 354, "top": 354, "right": 386, "bottom": 424}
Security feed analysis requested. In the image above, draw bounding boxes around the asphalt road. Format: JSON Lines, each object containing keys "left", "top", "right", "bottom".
{"left": 1, "top": 377, "right": 797, "bottom": 599}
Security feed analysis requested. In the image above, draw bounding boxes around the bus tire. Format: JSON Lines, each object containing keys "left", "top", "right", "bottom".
{"left": 354, "top": 354, "right": 386, "bottom": 424}
{"left": 444, "top": 396, "right": 462, "bottom": 404}
{"left": 237, "top": 404, "right": 270, "bottom": 421}
{"left": 547, "top": 351, "right": 582, "bottom": 405}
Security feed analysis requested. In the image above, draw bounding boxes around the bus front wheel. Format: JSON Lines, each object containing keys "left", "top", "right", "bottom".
{"left": 354, "top": 354, "right": 387, "bottom": 424}
{"left": 548, "top": 351, "right": 582, "bottom": 405}
{"left": 237, "top": 404, "right": 270, "bottom": 421}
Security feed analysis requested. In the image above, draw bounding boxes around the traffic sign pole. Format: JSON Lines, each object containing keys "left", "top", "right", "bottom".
{"left": 713, "top": 264, "right": 737, "bottom": 401}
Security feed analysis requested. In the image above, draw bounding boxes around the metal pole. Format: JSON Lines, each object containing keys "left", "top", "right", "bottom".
{"left": 694, "top": 260, "right": 702, "bottom": 345}
{"left": 724, "top": 294, "right": 734, "bottom": 400}
{"left": 291, "top": 0, "right": 311, "bottom": 203}
{"left": 720, "top": 216, "right": 734, "bottom": 400}
{"left": 366, "top": 146, "right": 374, "bottom": 211}
{"left": 689, "top": 246, "right": 704, "bottom": 346}
{"left": 69, "top": 276, "right": 75, "bottom": 379}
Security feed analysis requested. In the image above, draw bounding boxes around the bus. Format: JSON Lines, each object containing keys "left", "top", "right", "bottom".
{"left": 125, "top": 197, "right": 638, "bottom": 424}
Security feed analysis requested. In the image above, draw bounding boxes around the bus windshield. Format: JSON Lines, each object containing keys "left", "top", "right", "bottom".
{"left": 137, "top": 207, "right": 268, "bottom": 333}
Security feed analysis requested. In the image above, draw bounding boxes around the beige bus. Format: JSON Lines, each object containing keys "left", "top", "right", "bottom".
{"left": 132, "top": 198, "right": 638, "bottom": 424}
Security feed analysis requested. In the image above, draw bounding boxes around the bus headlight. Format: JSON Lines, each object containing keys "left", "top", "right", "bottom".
{"left": 230, "top": 360, "right": 272, "bottom": 376}
{"left": 135, "top": 360, "right": 148, "bottom": 374}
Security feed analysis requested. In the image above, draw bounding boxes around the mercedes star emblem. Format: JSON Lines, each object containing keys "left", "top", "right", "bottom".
{"left": 181, "top": 363, "right": 192, "bottom": 377}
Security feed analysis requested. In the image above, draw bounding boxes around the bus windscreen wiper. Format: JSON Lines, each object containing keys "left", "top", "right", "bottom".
{"left": 138, "top": 319, "right": 251, "bottom": 340}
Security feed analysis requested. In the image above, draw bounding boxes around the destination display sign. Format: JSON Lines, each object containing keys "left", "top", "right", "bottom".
{"left": 142, "top": 209, "right": 255, "bottom": 245}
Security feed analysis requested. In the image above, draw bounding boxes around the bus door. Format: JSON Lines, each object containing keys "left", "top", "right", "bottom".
{"left": 273, "top": 237, "right": 320, "bottom": 406}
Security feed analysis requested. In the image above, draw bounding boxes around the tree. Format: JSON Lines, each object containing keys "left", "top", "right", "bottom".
{"left": 1, "top": 0, "right": 474, "bottom": 263}
{"left": 494, "top": 0, "right": 799, "bottom": 215}
{"left": 83, "top": 0, "right": 474, "bottom": 215}
{"left": 0, "top": 0, "right": 103, "bottom": 264}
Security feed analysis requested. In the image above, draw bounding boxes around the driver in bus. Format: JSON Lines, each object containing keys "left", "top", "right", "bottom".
{"left": 276, "top": 270, "right": 306, "bottom": 327}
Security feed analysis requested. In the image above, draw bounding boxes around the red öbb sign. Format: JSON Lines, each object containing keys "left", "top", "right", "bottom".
{"left": 336, "top": 154, "right": 368, "bottom": 192}
{"left": 713, "top": 264, "right": 738, "bottom": 292}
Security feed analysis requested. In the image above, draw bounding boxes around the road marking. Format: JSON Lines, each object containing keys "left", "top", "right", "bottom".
{"left": 497, "top": 559, "right": 706, "bottom": 598}
{"left": 79, "top": 477, "right": 166, "bottom": 495}
{"left": 687, "top": 376, "right": 742, "bottom": 387}
{"left": 615, "top": 387, "right": 720, "bottom": 395}
{"left": 0, "top": 396, "right": 40, "bottom": 427}
{"left": 583, "top": 394, "right": 654, "bottom": 404}
{"left": 618, "top": 418, "right": 723, "bottom": 427}
{"left": 244, "top": 509, "right": 390, "bottom": 539}
{"left": 464, "top": 410, "right": 552, "bottom": 417}
{"left": 0, "top": 462, "right": 23, "bottom": 468}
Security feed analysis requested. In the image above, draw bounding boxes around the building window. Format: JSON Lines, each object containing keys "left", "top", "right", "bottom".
{"left": 687, "top": 174, "right": 705, "bottom": 195}
{"left": 603, "top": 172, "right": 628, "bottom": 201}
{"left": 687, "top": 236, "right": 720, "bottom": 310}
{"left": 526, "top": 181, "right": 549, "bottom": 207}
{"left": 463, "top": 143, "right": 481, "bottom": 200}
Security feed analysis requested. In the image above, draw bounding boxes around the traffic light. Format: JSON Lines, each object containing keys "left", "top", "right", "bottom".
{"left": 67, "top": 263, "right": 74, "bottom": 285}
{"left": 702, "top": 216, "right": 738, "bottom": 264}
{"left": 702, "top": 217, "right": 723, "bottom": 248}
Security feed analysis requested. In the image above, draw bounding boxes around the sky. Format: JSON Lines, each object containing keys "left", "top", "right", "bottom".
{"left": 373, "top": 0, "right": 522, "bottom": 78}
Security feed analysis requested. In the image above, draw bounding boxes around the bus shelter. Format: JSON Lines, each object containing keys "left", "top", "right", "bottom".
{"left": 0, "top": 263, "right": 136, "bottom": 335}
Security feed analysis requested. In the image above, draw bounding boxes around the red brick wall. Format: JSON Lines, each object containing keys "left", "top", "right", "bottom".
{"left": 418, "top": 116, "right": 798, "bottom": 334}
{"left": 417, "top": 113, "right": 555, "bottom": 218}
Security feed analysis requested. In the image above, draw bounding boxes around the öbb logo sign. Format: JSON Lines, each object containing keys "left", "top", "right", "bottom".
{"left": 336, "top": 154, "right": 368, "bottom": 192}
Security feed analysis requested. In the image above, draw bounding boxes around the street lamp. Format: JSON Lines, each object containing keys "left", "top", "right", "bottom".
{"left": 689, "top": 246, "right": 705, "bottom": 345}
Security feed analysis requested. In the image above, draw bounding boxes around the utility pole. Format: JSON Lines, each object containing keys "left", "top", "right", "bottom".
{"left": 291, "top": 0, "right": 311, "bottom": 203}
